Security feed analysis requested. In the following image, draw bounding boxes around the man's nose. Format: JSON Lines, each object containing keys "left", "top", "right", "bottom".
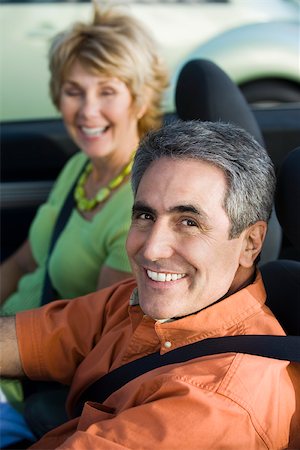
{"left": 142, "top": 221, "right": 175, "bottom": 261}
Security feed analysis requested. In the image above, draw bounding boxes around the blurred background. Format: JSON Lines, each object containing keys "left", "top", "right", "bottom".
{"left": 1, "top": 0, "right": 300, "bottom": 120}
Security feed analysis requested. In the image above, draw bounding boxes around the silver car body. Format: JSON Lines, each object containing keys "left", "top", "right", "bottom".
{"left": 1, "top": 0, "right": 299, "bottom": 120}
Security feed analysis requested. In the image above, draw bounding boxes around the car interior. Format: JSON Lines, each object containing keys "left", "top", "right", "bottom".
{"left": 174, "top": 58, "right": 300, "bottom": 335}
{"left": 1, "top": 58, "right": 299, "bottom": 449}
{"left": 261, "top": 146, "right": 300, "bottom": 336}
{"left": 1, "top": 59, "right": 300, "bottom": 262}
{"left": 1, "top": 58, "right": 299, "bottom": 325}
{"left": 175, "top": 58, "right": 281, "bottom": 266}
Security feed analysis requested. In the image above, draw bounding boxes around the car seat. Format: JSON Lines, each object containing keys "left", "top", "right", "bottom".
{"left": 260, "top": 147, "right": 300, "bottom": 335}
{"left": 175, "top": 58, "right": 281, "bottom": 264}
{"left": 260, "top": 150, "right": 300, "bottom": 450}
{"left": 175, "top": 59, "right": 264, "bottom": 144}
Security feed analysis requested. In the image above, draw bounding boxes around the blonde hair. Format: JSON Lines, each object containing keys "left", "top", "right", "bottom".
{"left": 48, "top": 4, "right": 169, "bottom": 137}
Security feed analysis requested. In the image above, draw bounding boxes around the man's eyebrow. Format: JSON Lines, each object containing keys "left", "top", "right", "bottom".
{"left": 132, "top": 202, "right": 209, "bottom": 220}
{"left": 169, "top": 204, "right": 209, "bottom": 220}
{"left": 132, "top": 201, "right": 156, "bottom": 216}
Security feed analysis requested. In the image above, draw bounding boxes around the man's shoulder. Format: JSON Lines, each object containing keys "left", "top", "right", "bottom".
{"left": 84, "top": 278, "right": 137, "bottom": 309}
{"left": 97, "top": 278, "right": 137, "bottom": 297}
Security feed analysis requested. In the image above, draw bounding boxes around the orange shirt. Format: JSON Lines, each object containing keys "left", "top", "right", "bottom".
{"left": 16, "top": 273, "right": 299, "bottom": 449}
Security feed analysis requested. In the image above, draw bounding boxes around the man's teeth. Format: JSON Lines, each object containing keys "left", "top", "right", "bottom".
{"left": 147, "top": 270, "right": 186, "bottom": 282}
{"left": 81, "top": 126, "right": 107, "bottom": 136}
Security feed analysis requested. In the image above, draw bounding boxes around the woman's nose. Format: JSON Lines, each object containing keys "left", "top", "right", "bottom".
{"left": 80, "top": 94, "right": 101, "bottom": 118}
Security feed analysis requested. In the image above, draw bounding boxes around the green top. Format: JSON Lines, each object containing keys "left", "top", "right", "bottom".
{"left": 1, "top": 152, "right": 133, "bottom": 315}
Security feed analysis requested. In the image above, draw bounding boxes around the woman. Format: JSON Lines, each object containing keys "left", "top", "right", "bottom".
{"left": 1, "top": 6, "right": 168, "bottom": 314}
{"left": 0, "top": 5, "right": 168, "bottom": 446}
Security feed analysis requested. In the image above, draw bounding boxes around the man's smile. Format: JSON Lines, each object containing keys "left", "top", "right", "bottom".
{"left": 146, "top": 269, "right": 186, "bottom": 282}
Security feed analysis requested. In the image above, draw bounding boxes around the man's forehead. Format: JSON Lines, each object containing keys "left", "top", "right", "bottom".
{"left": 134, "top": 158, "right": 227, "bottom": 218}
{"left": 136, "top": 158, "right": 226, "bottom": 195}
{"left": 140, "top": 156, "right": 222, "bottom": 177}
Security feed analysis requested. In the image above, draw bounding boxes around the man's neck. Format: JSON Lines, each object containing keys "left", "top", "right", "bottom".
{"left": 171, "top": 266, "right": 256, "bottom": 321}
{"left": 226, "top": 266, "right": 256, "bottom": 298}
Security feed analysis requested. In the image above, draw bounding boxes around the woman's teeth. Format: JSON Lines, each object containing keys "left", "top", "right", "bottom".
{"left": 81, "top": 126, "right": 108, "bottom": 137}
{"left": 147, "top": 270, "right": 186, "bottom": 282}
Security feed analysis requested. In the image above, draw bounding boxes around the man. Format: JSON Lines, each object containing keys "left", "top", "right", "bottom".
{"left": 1, "top": 121, "right": 299, "bottom": 449}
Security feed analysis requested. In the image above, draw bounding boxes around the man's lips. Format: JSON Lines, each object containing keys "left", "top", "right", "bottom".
{"left": 146, "top": 269, "right": 186, "bottom": 282}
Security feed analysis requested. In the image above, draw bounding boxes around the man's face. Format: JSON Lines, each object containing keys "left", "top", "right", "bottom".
{"left": 126, "top": 158, "right": 249, "bottom": 320}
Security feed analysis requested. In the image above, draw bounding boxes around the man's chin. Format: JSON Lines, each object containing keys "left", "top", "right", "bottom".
{"left": 139, "top": 298, "right": 181, "bottom": 321}
{"left": 137, "top": 282, "right": 192, "bottom": 319}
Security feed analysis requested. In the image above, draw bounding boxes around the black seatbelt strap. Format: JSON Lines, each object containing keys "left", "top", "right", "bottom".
{"left": 41, "top": 159, "right": 88, "bottom": 305}
{"left": 72, "top": 334, "right": 300, "bottom": 418}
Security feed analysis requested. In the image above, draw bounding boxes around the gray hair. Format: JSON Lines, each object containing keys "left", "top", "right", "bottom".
{"left": 131, "top": 120, "right": 276, "bottom": 238}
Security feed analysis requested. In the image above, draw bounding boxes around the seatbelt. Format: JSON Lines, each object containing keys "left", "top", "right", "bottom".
{"left": 23, "top": 159, "right": 88, "bottom": 429}
{"left": 41, "top": 159, "right": 88, "bottom": 305}
{"left": 72, "top": 334, "right": 300, "bottom": 418}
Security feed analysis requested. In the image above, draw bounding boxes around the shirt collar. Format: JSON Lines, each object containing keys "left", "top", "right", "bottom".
{"left": 129, "top": 271, "right": 266, "bottom": 341}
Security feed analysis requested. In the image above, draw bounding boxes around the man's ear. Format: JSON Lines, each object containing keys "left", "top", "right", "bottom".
{"left": 239, "top": 221, "right": 267, "bottom": 268}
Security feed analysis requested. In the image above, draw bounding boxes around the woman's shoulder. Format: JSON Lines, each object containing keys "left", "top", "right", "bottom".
{"left": 104, "top": 181, "right": 133, "bottom": 214}
{"left": 58, "top": 152, "right": 87, "bottom": 184}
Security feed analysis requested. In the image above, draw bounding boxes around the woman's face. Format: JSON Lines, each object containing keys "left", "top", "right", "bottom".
{"left": 59, "top": 60, "right": 142, "bottom": 164}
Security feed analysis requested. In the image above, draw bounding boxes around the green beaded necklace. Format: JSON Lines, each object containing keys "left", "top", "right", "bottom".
{"left": 74, "top": 153, "right": 135, "bottom": 212}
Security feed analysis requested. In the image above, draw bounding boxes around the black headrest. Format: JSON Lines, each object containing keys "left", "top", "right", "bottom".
{"left": 275, "top": 147, "right": 300, "bottom": 252}
{"left": 175, "top": 59, "right": 264, "bottom": 146}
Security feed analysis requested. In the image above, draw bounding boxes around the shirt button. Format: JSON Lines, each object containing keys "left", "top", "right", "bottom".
{"left": 164, "top": 341, "right": 172, "bottom": 349}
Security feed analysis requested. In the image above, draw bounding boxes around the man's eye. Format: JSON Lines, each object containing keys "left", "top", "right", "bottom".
{"left": 132, "top": 211, "right": 154, "bottom": 222}
{"left": 139, "top": 213, "right": 153, "bottom": 220}
{"left": 182, "top": 218, "right": 198, "bottom": 227}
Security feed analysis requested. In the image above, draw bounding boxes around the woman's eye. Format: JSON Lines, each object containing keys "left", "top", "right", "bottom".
{"left": 101, "top": 89, "right": 115, "bottom": 96}
{"left": 64, "top": 89, "right": 81, "bottom": 97}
